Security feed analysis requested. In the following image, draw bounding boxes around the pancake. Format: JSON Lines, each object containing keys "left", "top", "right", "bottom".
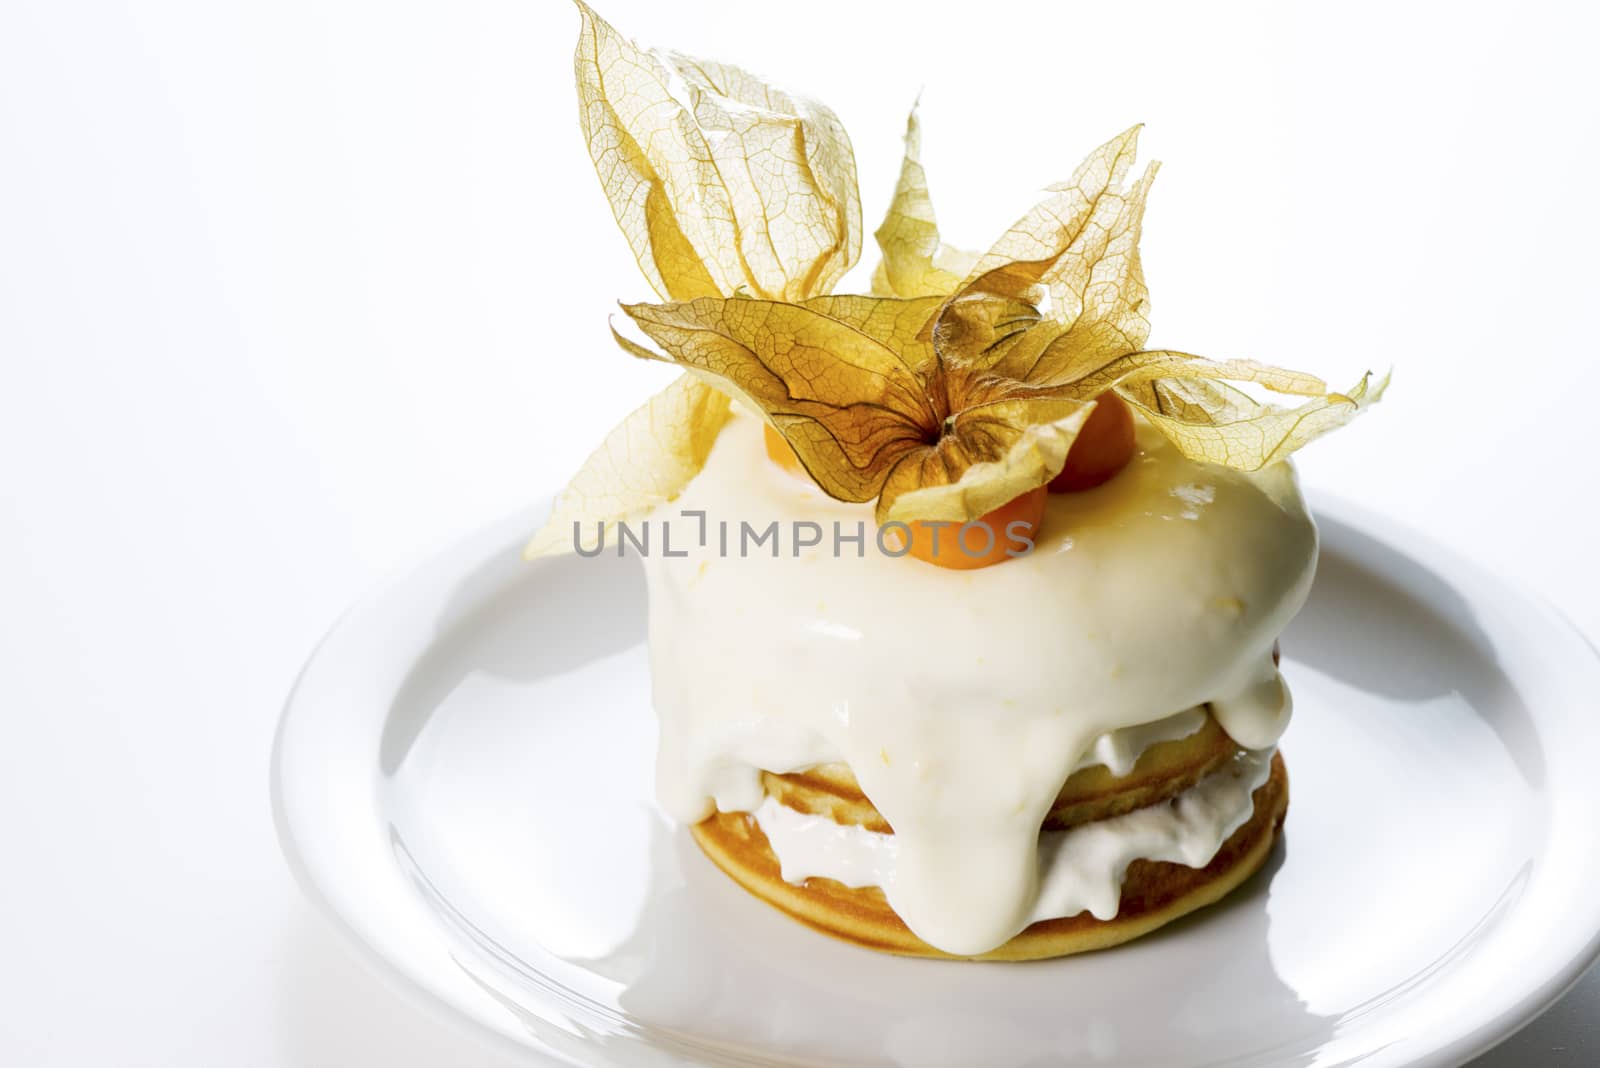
{"left": 692, "top": 751, "right": 1288, "bottom": 961}
{"left": 764, "top": 711, "right": 1239, "bottom": 834}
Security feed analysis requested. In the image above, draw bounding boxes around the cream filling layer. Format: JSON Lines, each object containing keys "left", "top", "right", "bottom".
{"left": 644, "top": 412, "right": 1316, "bottom": 955}
{"left": 754, "top": 748, "right": 1276, "bottom": 934}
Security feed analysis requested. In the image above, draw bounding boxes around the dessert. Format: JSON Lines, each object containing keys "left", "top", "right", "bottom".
{"left": 528, "top": 3, "right": 1384, "bottom": 959}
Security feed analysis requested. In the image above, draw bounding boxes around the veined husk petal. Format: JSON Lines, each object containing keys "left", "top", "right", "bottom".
{"left": 524, "top": 373, "right": 732, "bottom": 558}
{"left": 870, "top": 105, "right": 976, "bottom": 299}
{"left": 573, "top": 2, "right": 861, "bottom": 303}
{"left": 1117, "top": 370, "right": 1389, "bottom": 470}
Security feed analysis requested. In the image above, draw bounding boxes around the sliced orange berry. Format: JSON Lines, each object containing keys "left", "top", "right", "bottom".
{"left": 1049, "top": 391, "right": 1135, "bottom": 492}
{"left": 891, "top": 486, "right": 1048, "bottom": 571}
{"left": 763, "top": 423, "right": 808, "bottom": 478}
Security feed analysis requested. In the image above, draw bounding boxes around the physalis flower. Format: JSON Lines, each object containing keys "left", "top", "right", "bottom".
{"left": 526, "top": 3, "right": 1384, "bottom": 559}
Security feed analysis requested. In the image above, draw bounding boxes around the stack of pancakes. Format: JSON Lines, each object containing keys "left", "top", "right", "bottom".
{"left": 692, "top": 712, "right": 1288, "bottom": 960}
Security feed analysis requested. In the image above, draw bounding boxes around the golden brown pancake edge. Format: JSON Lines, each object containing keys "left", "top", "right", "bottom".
{"left": 691, "top": 751, "right": 1288, "bottom": 961}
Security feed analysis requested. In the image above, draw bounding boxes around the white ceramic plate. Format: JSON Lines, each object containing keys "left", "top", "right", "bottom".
{"left": 273, "top": 498, "right": 1600, "bottom": 1068}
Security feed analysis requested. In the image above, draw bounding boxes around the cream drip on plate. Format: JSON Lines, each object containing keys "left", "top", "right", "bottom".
{"left": 642, "top": 412, "right": 1316, "bottom": 955}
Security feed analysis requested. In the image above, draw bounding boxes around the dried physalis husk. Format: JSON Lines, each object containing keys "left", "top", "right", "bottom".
{"left": 524, "top": 373, "right": 731, "bottom": 559}
{"left": 921, "top": 127, "right": 1385, "bottom": 477}
{"left": 529, "top": 4, "right": 862, "bottom": 558}
{"left": 533, "top": 6, "right": 1384, "bottom": 557}
{"left": 571, "top": 1, "right": 860, "bottom": 303}
{"left": 870, "top": 106, "right": 976, "bottom": 299}
{"left": 616, "top": 296, "right": 1097, "bottom": 524}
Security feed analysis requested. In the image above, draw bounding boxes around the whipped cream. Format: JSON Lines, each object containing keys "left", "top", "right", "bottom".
{"left": 754, "top": 747, "right": 1275, "bottom": 933}
{"left": 642, "top": 412, "right": 1315, "bottom": 954}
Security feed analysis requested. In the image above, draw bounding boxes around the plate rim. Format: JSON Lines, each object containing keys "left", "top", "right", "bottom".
{"left": 271, "top": 577, "right": 570, "bottom": 1067}
{"left": 272, "top": 492, "right": 1600, "bottom": 1068}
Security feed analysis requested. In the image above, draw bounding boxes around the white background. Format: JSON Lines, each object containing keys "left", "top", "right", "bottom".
{"left": 3, "top": 0, "right": 1598, "bottom": 1064}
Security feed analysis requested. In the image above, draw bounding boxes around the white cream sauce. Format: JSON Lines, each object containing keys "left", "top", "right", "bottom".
{"left": 642, "top": 412, "right": 1315, "bottom": 955}
{"left": 754, "top": 747, "right": 1275, "bottom": 934}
